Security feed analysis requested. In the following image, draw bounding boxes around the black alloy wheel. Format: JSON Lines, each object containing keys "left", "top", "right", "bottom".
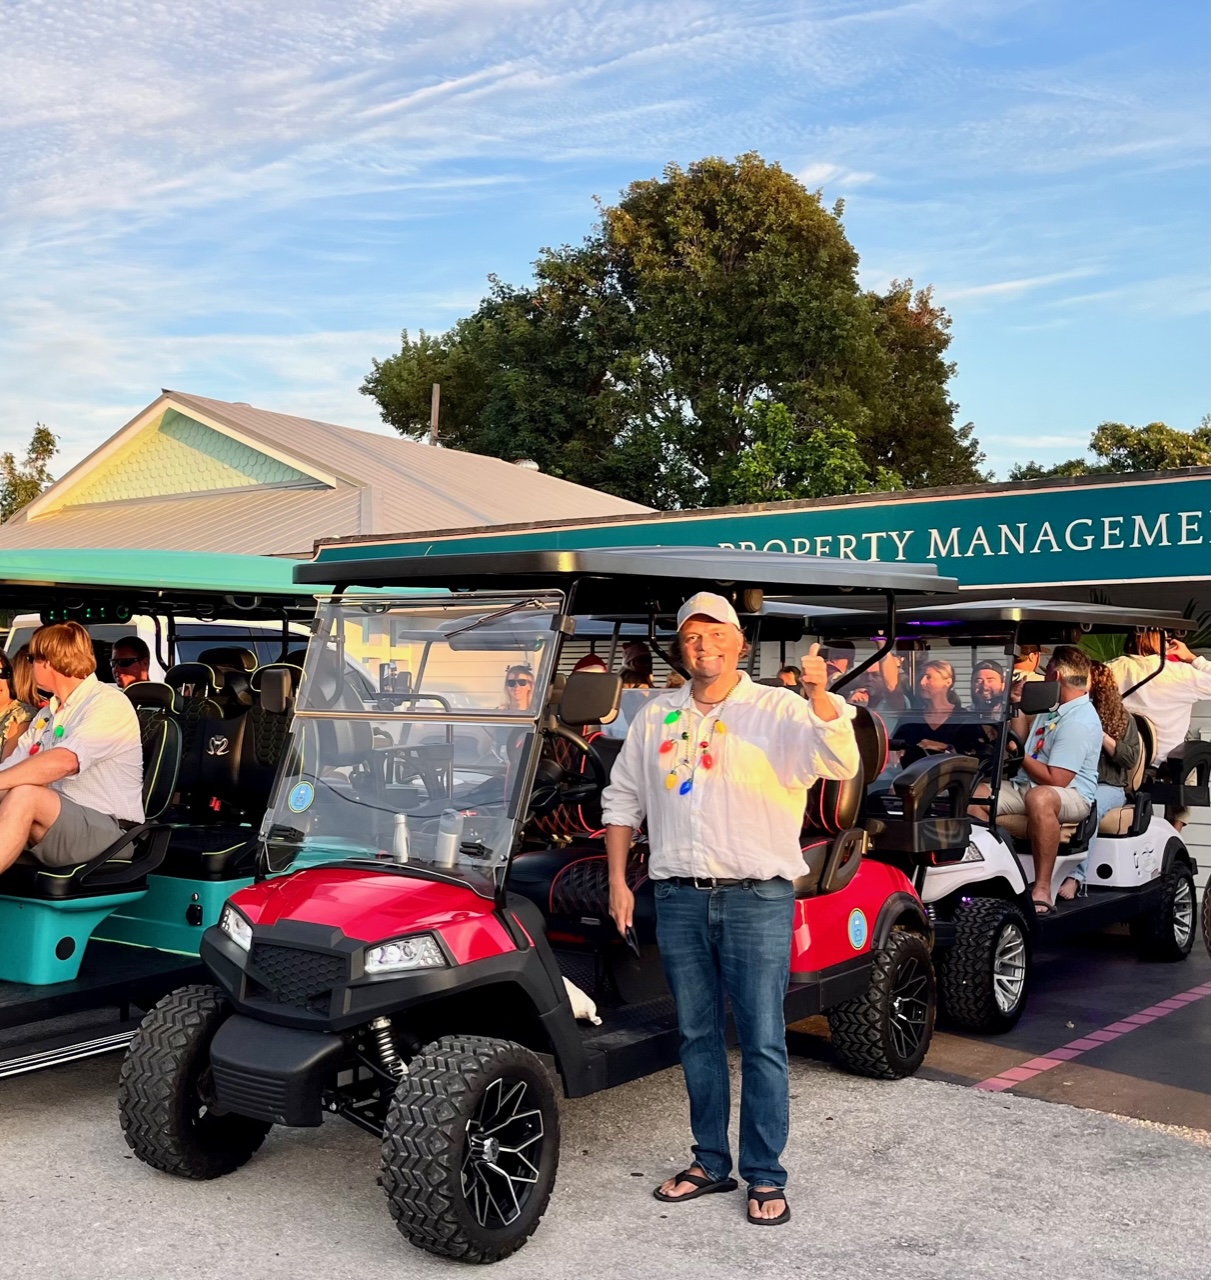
{"left": 381, "top": 1035, "right": 560, "bottom": 1264}
{"left": 828, "top": 930, "right": 936, "bottom": 1079}
{"left": 118, "top": 984, "right": 271, "bottom": 1179}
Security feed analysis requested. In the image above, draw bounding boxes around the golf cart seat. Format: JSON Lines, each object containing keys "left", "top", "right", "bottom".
{"left": 0, "top": 687, "right": 182, "bottom": 900}
{"left": 1097, "top": 714, "right": 1154, "bottom": 838}
{"left": 1147, "top": 737, "right": 1211, "bottom": 810}
{"left": 160, "top": 668, "right": 299, "bottom": 880}
{"left": 796, "top": 764, "right": 867, "bottom": 899}
{"left": 999, "top": 804, "right": 1099, "bottom": 854}
{"left": 197, "top": 646, "right": 257, "bottom": 675}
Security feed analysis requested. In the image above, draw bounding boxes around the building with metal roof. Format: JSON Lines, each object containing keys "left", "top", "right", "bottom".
{"left": 0, "top": 391, "right": 649, "bottom": 556}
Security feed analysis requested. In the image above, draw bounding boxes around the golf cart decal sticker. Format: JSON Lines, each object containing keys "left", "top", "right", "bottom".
{"left": 287, "top": 781, "right": 315, "bottom": 813}
{"left": 206, "top": 735, "right": 230, "bottom": 756}
{"left": 847, "top": 908, "right": 868, "bottom": 950}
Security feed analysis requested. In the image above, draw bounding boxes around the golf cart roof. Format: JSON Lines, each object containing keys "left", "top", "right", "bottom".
{"left": 296, "top": 547, "right": 957, "bottom": 612}
{"left": 810, "top": 598, "right": 1194, "bottom": 635}
{"left": 0, "top": 548, "right": 318, "bottom": 619}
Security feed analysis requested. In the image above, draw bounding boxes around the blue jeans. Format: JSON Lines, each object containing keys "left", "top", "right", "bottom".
{"left": 653, "top": 877, "right": 796, "bottom": 1189}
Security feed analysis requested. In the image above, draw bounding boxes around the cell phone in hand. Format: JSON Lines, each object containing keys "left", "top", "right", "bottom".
{"left": 624, "top": 925, "right": 641, "bottom": 958}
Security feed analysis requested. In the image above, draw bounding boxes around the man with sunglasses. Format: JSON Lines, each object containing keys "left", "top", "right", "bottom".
{"left": 110, "top": 636, "right": 150, "bottom": 689}
{"left": 0, "top": 622, "right": 143, "bottom": 876}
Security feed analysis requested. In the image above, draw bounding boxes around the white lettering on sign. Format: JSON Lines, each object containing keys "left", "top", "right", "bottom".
{"left": 967, "top": 526, "right": 994, "bottom": 557}
{"left": 1178, "top": 511, "right": 1204, "bottom": 545}
{"left": 928, "top": 527, "right": 963, "bottom": 558}
{"left": 1102, "top": 516, "right": 1124, "bottom": 549}
{"left": 710, "top": 496, "right": 1200, "bottom": 578}
{"left": 1031, "top": 522, "right": 1061, "bottom": 554}
{"left": 1131, "top": 514, "right": 1170, "bottom": 547}
{"left": 999, "top": 523, "right": 1027, "bottom": 555}
{"left": 887, "top": 530, "right": 913, "bottom": 560}
{"left": 1065, "top": 518, "right": 1095, "bottom": 551}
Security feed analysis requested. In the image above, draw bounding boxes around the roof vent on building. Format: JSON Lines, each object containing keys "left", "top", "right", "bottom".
{"left": 513, "top": 459, "right": 540, "bottom": 471}
{"left": 232, "top": 402, "right": 252, "bottom": 407}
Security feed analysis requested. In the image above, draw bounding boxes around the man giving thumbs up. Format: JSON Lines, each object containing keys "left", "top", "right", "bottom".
{"left": 602, "top": 597, "right": 860, "bottom": 1226}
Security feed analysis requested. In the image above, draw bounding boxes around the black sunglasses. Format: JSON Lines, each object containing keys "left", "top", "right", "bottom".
{"left": 110, "top": 657, "right": 142, "bottom": 669}
{"left": 505, "top": 677, "right": 532, "bottom": 688}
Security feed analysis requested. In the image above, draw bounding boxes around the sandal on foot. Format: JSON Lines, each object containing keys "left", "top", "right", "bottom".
{"left": 747, "top": 1188, "right": 791, "bottom": 1226}
{"left": 1033, "top": 900, "right": 1056, "bottom": 916}
{"left": 652, "top": 1169, "right": 738, "bottom": 1203}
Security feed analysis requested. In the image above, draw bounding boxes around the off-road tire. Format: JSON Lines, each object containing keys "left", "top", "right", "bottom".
{"left": 1131, "top": 858, "right": 1197, "bottom": 962}
{"left": 381, "top": 1035, "right": 559, "bottom": 1264}
{"left": 1201, "top": 870, "right": 1211, "bottom": 959}
{"left": 828, "top": 930, "right": 935, "bottom": 1080}
{"left": 938, "top": 898, "right": 1031, "bottom": 1034}
{"left": 118, "top": 984, "right": 271, "bottom": 1179}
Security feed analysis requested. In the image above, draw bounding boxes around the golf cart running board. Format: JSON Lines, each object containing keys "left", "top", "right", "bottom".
{"left": 1035, "top": 882, "right": 1164, "bottom": 941}
{"left": 0, "top": 1018, "right": 141, "bottom": 1079}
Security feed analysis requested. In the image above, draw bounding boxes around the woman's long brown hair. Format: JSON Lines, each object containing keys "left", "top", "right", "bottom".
{"left": 1089, "top": 660, "right": 1129, "bottom": 740}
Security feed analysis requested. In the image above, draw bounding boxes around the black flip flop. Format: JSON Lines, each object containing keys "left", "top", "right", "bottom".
{"left": 652, "top": 1169, "right": 738, "bottom": 1203}
{"left": 747, "top": 1188, "right": 791, "bottom": 1226}
{"left": 1032, "top": 900, "right": 1057, "bottom": 917}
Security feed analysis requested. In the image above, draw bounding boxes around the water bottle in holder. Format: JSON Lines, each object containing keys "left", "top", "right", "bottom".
{"left": 391, "top": 812, "right": 410, "bottom": 863}
{"left": 434, "top": 809, "right": 464, "bottom": 868}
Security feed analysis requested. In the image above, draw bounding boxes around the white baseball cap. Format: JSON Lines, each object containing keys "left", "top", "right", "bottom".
{"left": 677, "top": 591, "right": 742, "bottom": 631}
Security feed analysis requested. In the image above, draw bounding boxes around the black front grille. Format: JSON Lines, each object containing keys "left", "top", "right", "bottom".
{"left": 248, "top": 942, "right": 347, "bottom": 1013}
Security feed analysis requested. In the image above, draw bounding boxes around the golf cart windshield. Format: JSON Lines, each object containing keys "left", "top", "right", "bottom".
{"left": 261, "top": 593, "right": 564, "bottom": 895}
{"left": 824, "top": 624, "right": 1016, "bottom": 810}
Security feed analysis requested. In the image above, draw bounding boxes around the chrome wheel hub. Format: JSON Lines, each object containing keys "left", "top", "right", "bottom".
{"left": 993, "top": 922, "right": 1028, "bottom": 1015}
{"left": 1173, "top": 876, "right": 1194, "bottom": 948}
{"left": 462, "top": 1077, "right": 544, "bottom": 1230}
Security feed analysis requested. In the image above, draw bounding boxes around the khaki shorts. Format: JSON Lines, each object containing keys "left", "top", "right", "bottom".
{"left": 998, "top": 782, "right": 1090, "bottom": 824}
{"left": 27, "top": 793, "right": 125, "bottom": 868}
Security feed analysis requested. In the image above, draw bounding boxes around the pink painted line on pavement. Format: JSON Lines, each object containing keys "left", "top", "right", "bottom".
{"left": 971, "top": 981, "right": 1211, "bottom": 1093}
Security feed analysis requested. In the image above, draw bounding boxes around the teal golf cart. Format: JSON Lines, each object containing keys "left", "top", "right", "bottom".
{"left": 0, "top": 550, "right": 329, "bottom": 1076}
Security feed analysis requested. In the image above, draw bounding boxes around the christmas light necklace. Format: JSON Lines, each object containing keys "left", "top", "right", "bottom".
{"left": 658, "top": 683, "right": 737, "bottom": 796}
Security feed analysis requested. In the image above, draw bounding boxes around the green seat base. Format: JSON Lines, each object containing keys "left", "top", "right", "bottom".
{"left": 0, "top": 891, "right": 147, "bottom": 985}
{"left": 93, "top": 875, "right": 253, "bottom": 957}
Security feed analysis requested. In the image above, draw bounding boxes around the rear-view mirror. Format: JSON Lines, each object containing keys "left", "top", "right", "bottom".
{"left": 559, "top": 672, "right": 622, "bottom": 726}
{"left": 1018, "top": 679, "right": 1060, "bottom": 716}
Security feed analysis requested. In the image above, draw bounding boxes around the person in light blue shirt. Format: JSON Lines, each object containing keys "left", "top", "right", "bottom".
{"left": 998, "top": 646, "right": 1102, "bottom": 915}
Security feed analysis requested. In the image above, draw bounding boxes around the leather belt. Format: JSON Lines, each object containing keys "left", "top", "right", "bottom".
{"left": 663, "top": 875, "right": 769, "bottom": 889}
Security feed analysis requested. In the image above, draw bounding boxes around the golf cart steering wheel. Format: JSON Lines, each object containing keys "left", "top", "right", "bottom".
{"left": 546, "top": 723, "right": 609, "bottom": 798}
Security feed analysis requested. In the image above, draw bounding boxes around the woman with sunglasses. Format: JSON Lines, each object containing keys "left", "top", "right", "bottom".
{"left": 0, "top": 652, "right": 36, "bottom": 763}
{"left": 500, "top": 664, "right": 535, "bottom": 713}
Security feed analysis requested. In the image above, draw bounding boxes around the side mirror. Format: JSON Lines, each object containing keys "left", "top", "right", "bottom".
{"left": 559, "top": 672, "right": 622, "bottom": 726}
{"left": 1018, "top": 679, "right": 1060, "bottom": 716}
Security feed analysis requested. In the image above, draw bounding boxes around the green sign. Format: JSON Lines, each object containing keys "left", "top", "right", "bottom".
{"left": 314, "top": 473, "right": 1210, "bottom": 589}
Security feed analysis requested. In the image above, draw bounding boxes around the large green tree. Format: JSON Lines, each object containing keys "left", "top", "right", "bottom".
{"left": 1, "top": 423, "right": 57, "bottom": 522}
{"left": 1009, "top": 419, "right": 1210, "bottom": 481}
{"left": 363, "top": 154, "right": 985, "bottom": 509}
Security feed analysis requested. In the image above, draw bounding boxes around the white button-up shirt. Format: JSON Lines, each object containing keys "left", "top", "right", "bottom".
{"left": 1, "top": 674, "right": 144, "bottom": 822}
{"left": 1109, "top": 654, "right": 1211, "bottom": 762}
{"left": 600, "top": 672, "right": 860, "bottom": 882}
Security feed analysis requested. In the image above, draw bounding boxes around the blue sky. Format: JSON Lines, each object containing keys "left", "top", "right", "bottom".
{"left": 1, "top": 0, "right": 1206, "bottom": 482}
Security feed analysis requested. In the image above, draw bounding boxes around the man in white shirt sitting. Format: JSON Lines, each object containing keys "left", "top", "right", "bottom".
{"left": 0, "top": 623, "right": 144, "bottom": 875}
{"left": 603, "top": 592, "right": 859, "bottom": 1227}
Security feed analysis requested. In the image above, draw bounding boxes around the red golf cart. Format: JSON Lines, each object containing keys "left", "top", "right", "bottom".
{"left": 118, "top": 548, "right": 969, "bottom": 1263}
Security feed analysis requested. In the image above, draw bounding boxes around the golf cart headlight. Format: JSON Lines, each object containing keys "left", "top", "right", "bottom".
{"left": 219, "top": 904, "right": 253, "bottom": 951}
{"left": 960, "top": 843, "right": 984, "bottom": 863}
{"left": 364, "top": 933, "right": 447, "bottom": 975}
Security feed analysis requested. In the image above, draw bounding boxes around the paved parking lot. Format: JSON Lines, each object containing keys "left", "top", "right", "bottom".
{"left": 2, "top": 914, "right": 1208, "bottom": 1280}
{"left": 2, "top": 968, "right": 1208, "bottom": 1280}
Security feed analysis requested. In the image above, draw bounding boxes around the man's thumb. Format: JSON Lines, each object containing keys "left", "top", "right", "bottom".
{"left": 807, "top": 642, "right": 820, "bottom": 659}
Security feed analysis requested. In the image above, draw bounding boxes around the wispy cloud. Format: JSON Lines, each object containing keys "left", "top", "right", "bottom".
{"left": 0, "top": 0, "right": 1206, "bottom": 479}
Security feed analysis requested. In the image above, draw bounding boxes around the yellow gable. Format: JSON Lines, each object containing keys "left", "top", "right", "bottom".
{"left": 44, "top": 409, "right": 316, "bottom": 511}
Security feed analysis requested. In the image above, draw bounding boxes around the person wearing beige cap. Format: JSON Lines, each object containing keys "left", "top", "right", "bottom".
{"left": 601, "top": 591, "right": 860, "bottom": 1226}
